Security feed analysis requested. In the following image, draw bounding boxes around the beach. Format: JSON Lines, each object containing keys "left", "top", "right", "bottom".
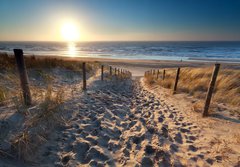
{"left": 11, "top": 54, "right": 240, "bottom": 76}
{"left": 0, "top": 55, "right": 240, "bottom": 166}
{"left": 69, "top": 57, "right": 240, "bottom": 76}
{"left": 1, "top": 0, "right": 240, "bottom": 166}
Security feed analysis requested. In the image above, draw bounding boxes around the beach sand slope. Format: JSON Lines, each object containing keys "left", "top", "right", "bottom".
{"left": 1, "top": 73, "right": 239, "bottom": 167}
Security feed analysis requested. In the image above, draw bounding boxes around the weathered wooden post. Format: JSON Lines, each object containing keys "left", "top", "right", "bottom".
{"left": 163, "top": 69, "right": 165, "bottom": 80}
{"left": 101, "top": 65, "right": 104, "bottom": 81}
{"left": 156, "top": 70, "right": 159, "bottom": 79}
{"left": 13, "top": 49, "right": 32, "bottom": 105}
{"left": 173, "top": 67, "right": 180, "bottom": 94}
{"left": 203, "top": 64, "right": 220, "bottom": 117}
{"left": 110, "top": 66, "right": 112, "bottom": 76}
{"left": 114, "top": 67, "right": 116, "bottom": 76}
{"left": 82, "top": 62, "right": 87, "bottom": 90}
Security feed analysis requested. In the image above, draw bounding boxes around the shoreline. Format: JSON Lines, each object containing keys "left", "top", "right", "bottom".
{"left": 2, "top": 51, "right": 240, "bottom": 64}
{"left": 1, "top": 52, "right": 240, "bottom": 76}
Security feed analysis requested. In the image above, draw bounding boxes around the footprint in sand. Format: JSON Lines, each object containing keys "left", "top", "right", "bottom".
{"left": 174, "top": 132, "right": 183, "bottom": 144}
{"left": 73, "top": 141, "right": 90, "bottom": 163}
{"left": 188, "top": 145, "right": 198, "bottom": 152}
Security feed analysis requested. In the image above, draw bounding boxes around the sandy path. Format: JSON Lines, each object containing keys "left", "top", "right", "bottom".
{"left": 122, "top": 79, "right": 203, "bottom": 166}
{"left": 35, "top": 76, "right": 133, "bottom": 166}
{"left": 141, "top": 78, "right": 240, "bottom": 167}
{"left": 16, "top": 75, "right": 238, "bottom": 167}
{"left": 2, "top": 73, "right": 236, "bottom": 167}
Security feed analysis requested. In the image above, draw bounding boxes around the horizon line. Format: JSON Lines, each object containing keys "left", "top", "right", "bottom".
{"left": 1, "top": 40, "right": 240, "bottom": 42}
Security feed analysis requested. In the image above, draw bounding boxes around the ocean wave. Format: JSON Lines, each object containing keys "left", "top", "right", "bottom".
{"left": 0, "top": 41, "right": 240, "bottom": 61}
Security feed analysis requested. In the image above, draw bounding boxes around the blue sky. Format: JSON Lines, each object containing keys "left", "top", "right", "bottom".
{"left": 0, "top": 0, "right": 240, "bottom": 41}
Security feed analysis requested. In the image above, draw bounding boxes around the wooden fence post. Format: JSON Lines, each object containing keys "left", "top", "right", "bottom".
{"left": 82, "top": 62, "right": 86, "bottom": 90}
{"left": 163, "top": 69, "right": 165, "bottom": 80}
{"left": 101, "top": 65, "right": 104, "bottom": 81}
{"left": 13, "top": 49, "right": 32, "bottom": 106}
{"left": 173, "top": 67, "right": 180, "bottom": 94}
{"left": 110, "top": 66, "right": 112, "bottom": 76}
{"left": 203, "top": 64, "right": 220, "bottom": 117}
{"left": 156, "top": 70, "right": 159, "bottom": 79}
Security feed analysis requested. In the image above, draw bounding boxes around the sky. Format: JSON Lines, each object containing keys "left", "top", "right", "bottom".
{"left": 0, "top": 0, "right": 240, "bottom": 41}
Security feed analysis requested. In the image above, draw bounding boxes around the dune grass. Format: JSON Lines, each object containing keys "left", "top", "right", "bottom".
{"left": 0, "top": 52, "right": 99, "bottom": 103}
{"left": 145, "top": 67, "right": 240, "bottom": 108}
{"left": 11, "top": 85, "right": 65, "bottom": 161}
{"left": 0, "top": 86, "right": 6, "bottom": 102}
{"left": 0, "top": 52, "right": 98, "bottom": 71}
{"left": 0, "top": 53, "right": 104, "bottom": 161}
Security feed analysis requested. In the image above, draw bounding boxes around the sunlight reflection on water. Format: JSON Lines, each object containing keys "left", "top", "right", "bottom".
{"left": 67, "top": 42, "right": 77, "bottom": 57}
{"left": 1, "top": 41, "right": 240, "bottom": 61}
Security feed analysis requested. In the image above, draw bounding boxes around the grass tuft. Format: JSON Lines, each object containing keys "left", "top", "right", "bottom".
{"left": 0, "top": 52, "right": 98, "bottom": 72}
{"left": 145, "top": 67, "right": 240, "bottom": 108}
{"left": 11, "top": 85, "right": 65, "bottom": 161}
{"left": 0, "top": 86, "right": 6, "bottom": 103}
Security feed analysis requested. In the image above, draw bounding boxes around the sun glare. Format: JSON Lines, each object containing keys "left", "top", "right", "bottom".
{"left": 68, "top": 42, "right": 77, "bottom": 56}
{"left": 61, "top": 22, "right": 80, "bottom": 41}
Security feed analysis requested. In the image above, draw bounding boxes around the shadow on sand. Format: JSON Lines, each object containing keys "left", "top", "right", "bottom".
{"left": 210, "top": 113, "right": 240, "bottom": 124}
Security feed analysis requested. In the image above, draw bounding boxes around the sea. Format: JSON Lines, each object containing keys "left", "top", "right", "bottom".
{"left": 0, "top": 41, "right": 240, "bottom": 62}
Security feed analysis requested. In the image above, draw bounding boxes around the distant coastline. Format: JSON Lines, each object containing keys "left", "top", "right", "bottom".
{"left": 1, "top": 41, "right": 240, "bottom": 63}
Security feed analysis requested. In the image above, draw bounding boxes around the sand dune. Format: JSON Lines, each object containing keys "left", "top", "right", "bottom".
{"left": 9, "top": 74, "right": 237, "bottom": 166}
{"left": 0, "top": 58, "right": 240, "bottom": 166}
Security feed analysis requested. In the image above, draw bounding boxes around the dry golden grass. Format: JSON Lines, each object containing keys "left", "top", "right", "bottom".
{"left": 0, "top": 86, "right": 6, "bottom": 102}
{"left": 0, "top": 53, "right": 99, "bottom": 72}
{"left": 0, "top": 53, "right": 102, "bottom": 161}
{"left": 0, "top": 53, "right": 100, "bottom": 103}
{"left": 0, "top": 73, "right": 20, "bottom": 104}
{"left": 145, "top": 66, "right": 240, "bottom": 108}
{"left": 0, "top": 53, "right": 100, "bottom": 160}
{"left": 11, "top": 85, "right": 65, "bottom": 161}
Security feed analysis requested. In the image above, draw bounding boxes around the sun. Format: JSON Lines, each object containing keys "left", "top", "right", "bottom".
{"left": 61, "top": 22, "right": 80, "bottom": 41}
